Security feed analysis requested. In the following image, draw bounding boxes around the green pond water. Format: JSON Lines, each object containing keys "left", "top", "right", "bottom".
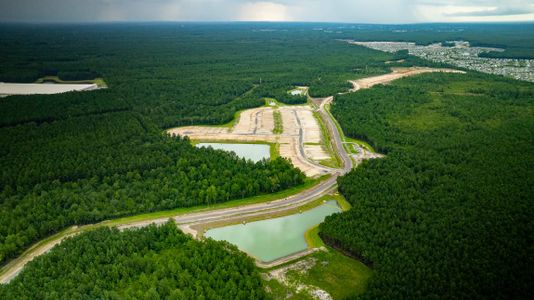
{"left": 196, "top": 143, "right": 270, "bottom": 162}
{"left": 205, "top": 200, "right": 342, "bottom": 263}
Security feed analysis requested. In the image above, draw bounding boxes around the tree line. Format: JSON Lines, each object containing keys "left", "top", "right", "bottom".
{"left": 0, "top": 222, "right": 267, "bottom": 299}
{"left": 0, "top": 23, "right": 405, "bottom": 268}
{"left": 0, "top": 110, "right": 304, "bottom": 265}
{"left": 320, "top": 72, "right": 534, "bottom": 299}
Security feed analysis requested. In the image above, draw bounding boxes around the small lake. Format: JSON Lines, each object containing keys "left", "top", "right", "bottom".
{"left": 196, "top": 143, "right": 270, "bottom": 162}
{"left": 204, "top": 200, "right": 342, "bottom": 263}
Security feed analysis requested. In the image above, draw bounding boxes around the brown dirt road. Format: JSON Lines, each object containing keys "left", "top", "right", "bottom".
{"left": 349, "top": 67, "right": 465, "bottom": 91}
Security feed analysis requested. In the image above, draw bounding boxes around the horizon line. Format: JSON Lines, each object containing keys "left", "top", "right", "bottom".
{"left": 1, "top": 20, "right": 534, "bottom": 26}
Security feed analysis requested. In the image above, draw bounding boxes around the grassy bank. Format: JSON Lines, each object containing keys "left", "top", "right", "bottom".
{"left": 192, "top": 179, "right": 335, "bottom": 234}
{"left": 303, "top": 193, "right": 350, "bottom": 250}
{"left": 273, "top": 109, "right": 283, "bottom": 134}
{"left": 263, "top": 248, "right": 372, "bottom": 299}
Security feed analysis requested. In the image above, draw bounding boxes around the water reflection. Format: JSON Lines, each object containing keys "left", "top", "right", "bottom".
{"left": 196, "top": 143, "right": 270, "bottom": 162}
{"left": 205, "top": 201, "right": 341, "bottom": 262}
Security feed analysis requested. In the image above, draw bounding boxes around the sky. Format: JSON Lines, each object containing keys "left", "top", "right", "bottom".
{"left": 1, "top": 0, "right": 534, "bottom": 23}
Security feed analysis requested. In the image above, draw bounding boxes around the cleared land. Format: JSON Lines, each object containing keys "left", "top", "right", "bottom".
{"left": 349, "top": 67, "right": 465, "bottom": 91}
{"left": 168, "top": 105, "right": 334, "bottom": 177}
{"left": 0, "top": 82, "right": 98, "bottom": 97}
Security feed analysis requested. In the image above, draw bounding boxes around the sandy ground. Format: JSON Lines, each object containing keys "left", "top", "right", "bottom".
{"left": 349, "top": 67, "right": 465, "bottom": 91}
{"left": 233, "top": 107, "right": 274, "bottom": 135}
{"left": 0, "top": 83, "right": 98, "bottom": 96}
{"left": 1, "top": 68, "right": 464, "bottom": 284}
{"left": 289, "top": 86, "right": 309, "bottom": 96}
{"left": 344, "top": 142, "right": 384, "bottom": 164}
{"left": 266, "top": 255, "right": 332, "bottom": 300}
{"left": 168, "top": 105, "right": 334, "bottom": 177}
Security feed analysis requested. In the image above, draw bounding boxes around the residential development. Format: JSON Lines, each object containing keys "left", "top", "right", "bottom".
{"left": 348, "top": 40, "right": 534, "bottom": 83}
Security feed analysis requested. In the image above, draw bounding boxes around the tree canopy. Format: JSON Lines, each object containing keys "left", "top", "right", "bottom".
{"left": 320, "top": 72, "right": 534, "bottom": 298}
{"left": 0, "top": 222, "right": 266, "bottom": 299}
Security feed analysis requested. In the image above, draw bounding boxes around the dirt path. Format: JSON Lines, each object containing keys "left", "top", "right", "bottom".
{"left": 349, "top": 67, "right": 465, "bottom": 91}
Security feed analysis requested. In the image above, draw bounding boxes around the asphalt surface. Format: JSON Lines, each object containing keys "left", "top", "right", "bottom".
{"left": 317, "top": 96, "right": 353, "bottom": 174}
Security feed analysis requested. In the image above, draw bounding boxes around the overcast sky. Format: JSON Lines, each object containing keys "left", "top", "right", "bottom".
{"left": 1, "top": 0, "right": 534, "bottom": 23}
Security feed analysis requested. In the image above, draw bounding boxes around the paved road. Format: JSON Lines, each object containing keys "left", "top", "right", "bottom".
{"left": 117, "top": 174, "right": 339, "bottom": 231}
{"left": 316, "top": 96, "right": 353, "bottom": 174}
{"left": 291, "top": 108, "right": 337, "bottom": 175}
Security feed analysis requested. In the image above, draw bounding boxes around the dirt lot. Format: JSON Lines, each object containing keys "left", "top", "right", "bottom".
{"left": 349, "top": 67, "right": 465, "bottom": 91}
{"left": 167, "top": 105, "right": 333, "bottom": 177}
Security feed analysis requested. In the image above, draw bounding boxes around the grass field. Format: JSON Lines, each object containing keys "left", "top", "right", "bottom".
{"left": 291, "top": 250, "right": 372, "bottom": 299}
{"left": 264, "top": 248, "right": 372, "bottom": 300}
{"left": 304, "top": 225, "right": 324, "bottom": 248}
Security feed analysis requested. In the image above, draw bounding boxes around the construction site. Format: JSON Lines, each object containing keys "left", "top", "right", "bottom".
{"left": 168, "top": 105, "right": 334, "bottom": 177}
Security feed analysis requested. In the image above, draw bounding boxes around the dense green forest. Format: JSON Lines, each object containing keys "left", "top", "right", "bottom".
{"left": 0, "top": 23, "right": 396, "bottom": 127}
{"left": 0, "top": 222, "right": 266, "bottom": 299}
{"left": 320, "top": 72, "right": 534, "bottom": 298}
{"left": 0, "top": 23, "right": 400, "bottom": 267}
{"left": 0, "top": 112, "right": 304, "bottom": 264}
{"left": 1, "top": 23, "right": 533, "bottom": 298}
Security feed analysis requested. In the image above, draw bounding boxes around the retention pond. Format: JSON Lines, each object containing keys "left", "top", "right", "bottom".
{"left": 195, "top": 142, "right": 270, "bottom": 162}
{"left": 204, "top": 200, "right": 341, "bottom": 263}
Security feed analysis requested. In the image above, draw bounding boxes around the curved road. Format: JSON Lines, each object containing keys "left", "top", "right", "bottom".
{"left": 316, "top": 96, "right": 353, "bottom": 174}
{"left": 4, "top": 67, "right": 448, "bottom": 283}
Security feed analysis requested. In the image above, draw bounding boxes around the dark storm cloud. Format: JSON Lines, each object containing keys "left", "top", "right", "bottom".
{"left": 0, "top": 0, "right": 532, "bottom": 23}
